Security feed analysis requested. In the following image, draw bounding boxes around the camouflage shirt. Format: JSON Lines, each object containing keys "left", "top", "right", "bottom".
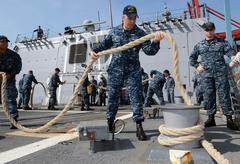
{"left": 0, "top": 49, "right": 22, "bottom": 83}
{"left": 149, "top": 70, "right": 165, "bottom": 88}
{"left": 165, "top": 76, "right": 175, "bottom": 91}
{"left": 189, "top": 38, "right": 234, "bottom": 74}
{"left": 93, "top": 24, "right": 160, "bottom": 72}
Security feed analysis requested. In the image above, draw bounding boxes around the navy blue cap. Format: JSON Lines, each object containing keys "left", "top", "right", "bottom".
{"left": 123, "top": 5, "right": 139, "bottom": 18}
{"left": 0, "top": 35, "right": 10, "bottom": 42}
{"left": 202, "top": 22, "right": 215, "bottom": 30}
{"left": 55, "top": 68, "right": 60, "bottom": 72}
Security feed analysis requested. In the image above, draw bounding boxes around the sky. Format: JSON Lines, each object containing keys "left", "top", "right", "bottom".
{"left": 0, "top": 0, "right": 239, "bottom": 42}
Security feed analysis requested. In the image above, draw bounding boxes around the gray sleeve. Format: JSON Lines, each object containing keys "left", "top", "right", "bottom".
{"left": 140, "top": 30, "right": 160, "bottom": 56}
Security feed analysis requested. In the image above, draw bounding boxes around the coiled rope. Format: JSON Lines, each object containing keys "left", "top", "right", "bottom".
{"left": 1, "top": 31, "right": 229, "bottom": 163}
{"left": 158, "top": 124, "right": 204, "bottom": 146}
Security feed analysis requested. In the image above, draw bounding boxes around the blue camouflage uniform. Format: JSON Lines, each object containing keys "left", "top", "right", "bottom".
{"left": 141, "top": 70, "right": 149, "bottom": 102}
{"left": 165, "top": 76, "right": 175, "bottom": 103}
{"left": 17, "top": 74, "right": 25, "bottom": 108}
{"left": 0, "top": 49, "right": 22, "bottom": 117}
{"left": 93, "top": 24, "right": 160, "bottom": 122}
{"left": 193, "top": 73, "right": 204, "bottom": 105}
{"left": 144, "top": 70, "right": 166, "bottom": 107}
{"left": 48, "top": 73, "right": 63, "bottom": 109}
{"left": 22, "top": 74, "right": 38, "bottom": 108}
{"left": 189, "top": 38, "right": 234, "bottom": 116}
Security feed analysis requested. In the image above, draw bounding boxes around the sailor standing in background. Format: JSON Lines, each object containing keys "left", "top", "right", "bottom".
{"left": 33, "top": 26, "right": 44, "bottom": 39}
{"left": 48, "top": 68, "right": 65, "bottom": 110}
{"left": 98, "top": 75, "right": 107, "bottom": 106}
{"left": 91, "top": 5, "right": 164, "bottom": 141}
{"left": 163, "top": 70, "right": 175, "bottom": 103}
{"left": 80, "top": 77, "right": 93, "bottom": 111}
{"left": 0, "top": 35, "right": 22, "bottom": 129}
{"left": 189, "top": 22, "right": 238, "bottom": 130}
{"left": 17, "top": 74, "right": 25, "bottom": 109}
{"left": 90, "top": 75, "right": 98, "bottom": 105}
{"left": 22, "top": 70, "right": 38, "bottom": 110}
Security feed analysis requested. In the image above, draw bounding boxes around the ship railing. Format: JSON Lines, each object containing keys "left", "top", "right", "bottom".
{"left": 15, "top": 29, "right": 62, "bottom": 43}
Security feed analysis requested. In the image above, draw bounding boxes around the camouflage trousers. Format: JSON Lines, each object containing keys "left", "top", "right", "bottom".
{"left": 203, "top": 73, "right": 233, "bottom": 116}
{"left": 6, "top": 82, "right": 19, "bottom": 117}
{"left": 107, "top": 69, "right": 144, "bottom": 122}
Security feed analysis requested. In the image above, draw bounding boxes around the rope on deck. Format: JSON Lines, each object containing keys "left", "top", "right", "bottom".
{"left": 1, "top": 31, "right": 229, "bottom": 163}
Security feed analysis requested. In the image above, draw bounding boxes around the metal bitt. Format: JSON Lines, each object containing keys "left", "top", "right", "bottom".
{"left": 159, "top": 104, "right": 202, "bottom": 149}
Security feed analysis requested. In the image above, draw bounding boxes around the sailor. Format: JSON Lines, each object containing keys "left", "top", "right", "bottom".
{"left": 80, "top": 76, "right": 93, "bottom": 111}
{"left": 64, "top": 26, "right": 75, "bottom": 35}
{"left": 163, "top": 70, "right": 175, "bottom": 103}
{"left": 22, "top": 70, "right": 38, "bottom": 110}
{"left": 0, "top": 35, "right": 22, "bottom": 129}
{"left": 98, "top": 75, "right": 107, "bottom": 106}
{"left": 144, "top": 70, "right": 166, "bottom": 107}
{"left": 17, "top": 74, "right": 25, "bottom": 109}
{"left": 189, "top": 22, "right": 238, "bottom": 130}
{"left": 193, "top": 72, "right": 204, "bottom": 105}
{"left": 141, "top": 67, "right": 149, "bottom": 102}
{"left": 48, "top": 68, "right": 65, "bottom": 110}
{"left": 91, "top": 5, "right": 164, "bottom": 140}
{"left": 90, "top": 75, "right": 98, "bottom": 105}
{"left": 33, "top": 26, "right": 44, "bottom": 39}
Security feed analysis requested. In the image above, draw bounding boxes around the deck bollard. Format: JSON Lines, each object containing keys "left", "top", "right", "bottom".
{"left": 159, "top": 104, "right": 202, "bottom": 149}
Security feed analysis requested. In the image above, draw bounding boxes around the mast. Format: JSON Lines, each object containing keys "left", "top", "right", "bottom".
{"left": 108, "top": 0, "right": 114, "bottom": 28}
{"left": 224, "top": 0, "right": 233, "bottom": 46}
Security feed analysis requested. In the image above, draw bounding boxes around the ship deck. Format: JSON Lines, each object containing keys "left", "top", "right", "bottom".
{"left": 0, "top": 105, "right": 240, "bottom": 164}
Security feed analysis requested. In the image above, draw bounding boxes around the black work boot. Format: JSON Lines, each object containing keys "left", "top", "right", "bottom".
{"left": 204, "top": 115, "right": 216, "bottom": 128}
{"left": 226, "top": 115, "right": 239, "bottom": 130}
{"left": 107, "top": 119, "right": 115, "bottom": 133}
{"left": 10, "top": 115, "right": 18, "bottom": 129}
{"left": 136, "top": 122, "right": 147, "bottom": 141}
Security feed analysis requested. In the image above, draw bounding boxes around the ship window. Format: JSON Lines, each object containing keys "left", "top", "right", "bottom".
{"left": 69, "top": 43, "right": 87, "bottom": 64}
